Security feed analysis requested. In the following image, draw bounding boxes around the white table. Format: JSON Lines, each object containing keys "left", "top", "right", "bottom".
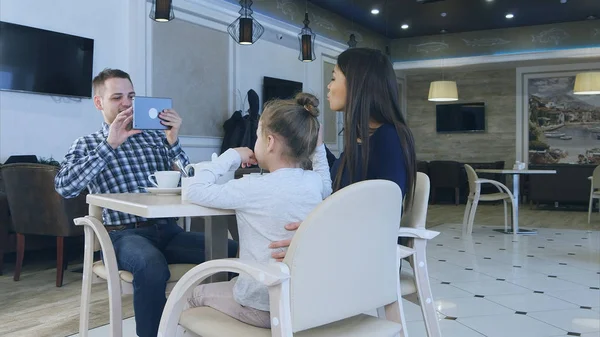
{"left": 87, "top": 193, "right": 235, "bottom": 281}
{"left": 476, "top": 169, "right": 556, "bottom": 235}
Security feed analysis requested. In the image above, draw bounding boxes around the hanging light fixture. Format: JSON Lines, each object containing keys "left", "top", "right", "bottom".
{"left": 298, "top": 12, "right": 316, "bottom": 62}
{"left": 347, "top": 34, "right": 358, "bottom": 48}
{"left": 428, "top": 81, "right": 459, "bottom": 102}
{"left": 428, "top": 29, "right": 458, "bottom": 102}
{"left": 149, "top": 0, "right": 174, "bottom": 22}
{"left": 573, "top": 71, "right": 600, "bottom": 95}
{"left": 228, "top": 0, "right": 264, "bottom": 45}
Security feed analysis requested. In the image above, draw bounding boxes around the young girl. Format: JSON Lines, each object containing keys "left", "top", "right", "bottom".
{"left": 183, "top": 92, "right": 332, "bottom": 328}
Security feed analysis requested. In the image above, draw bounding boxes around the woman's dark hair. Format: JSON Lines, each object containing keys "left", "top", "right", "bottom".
{"left": 260, "top": 93, "right": 321, "bottom": 169}
{"left": 334, "top": 47, "right": 417, "bottom": 208}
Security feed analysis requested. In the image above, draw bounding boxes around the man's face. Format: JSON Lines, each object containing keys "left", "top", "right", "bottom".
{"left": 93, "top": 78, "right": 135, "bottom": 124}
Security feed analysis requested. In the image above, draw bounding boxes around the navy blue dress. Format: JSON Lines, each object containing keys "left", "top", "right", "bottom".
{"left": 327, "top": 123, "right": 408, "bottom": 197}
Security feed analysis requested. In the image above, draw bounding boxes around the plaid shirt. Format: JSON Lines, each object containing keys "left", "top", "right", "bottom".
{"left": 55, "top": 123, "right": 190, "bottom": 225}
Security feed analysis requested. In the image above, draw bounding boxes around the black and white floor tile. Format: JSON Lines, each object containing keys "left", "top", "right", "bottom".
{"left": 70, "top": 223, "right": 600, "bottom": 337}
{"left": 405, "top": 223, "right": 600, "bottom": 337}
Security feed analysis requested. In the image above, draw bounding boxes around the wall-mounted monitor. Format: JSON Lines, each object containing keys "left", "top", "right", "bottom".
{"left": 263, "top": 76, "right": 303, "bottom": 105}
{"left": 436, "top": 102, "right": 486, "bottom": 133}
{"left": 0, "top": 21, "right": 94, "bottom": 98}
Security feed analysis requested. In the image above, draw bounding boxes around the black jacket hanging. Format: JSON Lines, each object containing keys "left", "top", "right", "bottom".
{"left": 220, "top": 89, "right": 260, "bottom": 154}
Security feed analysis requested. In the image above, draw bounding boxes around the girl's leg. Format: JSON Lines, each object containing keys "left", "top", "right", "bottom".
{"left": 187, "top": 279, "right": 271, "bottom": 328}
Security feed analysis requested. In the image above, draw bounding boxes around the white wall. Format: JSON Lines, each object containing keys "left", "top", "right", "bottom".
{"left": 0, "top": 0, "right": 344, "bottom": 163}
{"left": 0, "top": 0, "right": 145, "bottom": 163}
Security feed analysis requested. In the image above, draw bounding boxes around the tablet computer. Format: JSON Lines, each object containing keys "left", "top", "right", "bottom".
{"left": 132, "top": 96, "right": 172, "bottom": 130}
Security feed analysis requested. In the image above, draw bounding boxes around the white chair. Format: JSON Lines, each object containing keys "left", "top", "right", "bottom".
{"left": 587, "top": 165, "right": 600, "bottom": 223}
{"left": 398, "top": 172, "right": 441, "bottom": 337}
{"left": 158, "top": 180, "right": 415, "bottom": 337}
{"left": 74, "top": 207, "right": 196, "bottom": 337}
{"left": 462, "top": 164, "right": 516, "bottom": 235}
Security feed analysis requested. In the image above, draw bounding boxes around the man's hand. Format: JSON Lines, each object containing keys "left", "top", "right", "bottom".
{"left": 269, "top": 222, "right": 301, "bottom": 261}
{"left": 107, "top": 107, "right": 142, "bottom": 149}
{"left": 160, "top": 109, "right": 182, "bottom": 145}
{"left": 234, "top": 147, "right": 258, "bottom": 168}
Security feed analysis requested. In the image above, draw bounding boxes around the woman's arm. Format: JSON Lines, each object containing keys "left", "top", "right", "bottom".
{"left": 269, "top": 221, "right": 301, "bottom": 261}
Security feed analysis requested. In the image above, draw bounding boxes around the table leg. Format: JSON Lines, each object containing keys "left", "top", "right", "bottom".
{"left": 204, "top": 215, "right": 234, "bottom": 282}
{"left": 513, "top": 173, "right": 519, "bottom": 234}
{"left": 493, "top": 174, "right": 536, "bottom": 236}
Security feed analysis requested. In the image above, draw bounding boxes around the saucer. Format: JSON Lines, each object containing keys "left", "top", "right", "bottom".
{"left": 145, "top": 187, "right": 182, "bottom": 195}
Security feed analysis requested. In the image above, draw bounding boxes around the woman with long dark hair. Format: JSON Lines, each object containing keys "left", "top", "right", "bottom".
{"left": 270, "top": 47, "right": 417, "bottom": 259}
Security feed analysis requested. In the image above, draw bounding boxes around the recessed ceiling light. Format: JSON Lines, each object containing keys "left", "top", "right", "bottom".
{"left": 401, "top": 24, "right": 409, "bottom": 29}
{"left": 441, "top": 12, "right": 447, "bottom": 17}
{"left": 371, "top": 8, "right": 380, "bottom": 15}
{"left": 486, "top": 0, "right": 493, "bottom": 2}
{"left": 560, "top": 0, "right": 567, "bottom": 3}
{"left": 505, "top": 13, "right": 514, "bottom": 19}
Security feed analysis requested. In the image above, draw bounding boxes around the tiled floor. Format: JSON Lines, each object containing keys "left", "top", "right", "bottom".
{"left": 69, "top": 223, "right": 600, "bottom": 337}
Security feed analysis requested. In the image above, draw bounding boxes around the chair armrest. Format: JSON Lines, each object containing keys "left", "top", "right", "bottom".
{"left": 475, "top": 178, "right": 515, "bottom": 199}
{"left": 73, "top": 215, "right": 123, "bottom": 322}
{"left": 158, "top": 259, "right": 290, "bottom": 337}
{"left": 397, "top": 244, "right": 416, "bottom": 260}
{"left": 398, "top": 228, "right": 439, "bottom": 240}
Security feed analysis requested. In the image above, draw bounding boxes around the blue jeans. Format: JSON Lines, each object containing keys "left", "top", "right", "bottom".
{"left": 106, "top": 219, "right": 239, "bottom": 337}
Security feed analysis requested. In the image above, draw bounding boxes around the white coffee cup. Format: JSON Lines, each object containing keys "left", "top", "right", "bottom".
{"left": 148, "top": 171, "right": 181, "bottom": 188}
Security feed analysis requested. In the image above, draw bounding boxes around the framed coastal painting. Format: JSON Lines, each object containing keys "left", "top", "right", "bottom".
{"left": 527, "top": 74, "right": 600, "bottom": 165}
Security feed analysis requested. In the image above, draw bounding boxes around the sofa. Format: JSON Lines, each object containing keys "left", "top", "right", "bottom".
{"left": 419, "top": 160, "right": 505, "bottom": 205}
{"left": 527, "top": 164, "right": 596, "bottom": 206}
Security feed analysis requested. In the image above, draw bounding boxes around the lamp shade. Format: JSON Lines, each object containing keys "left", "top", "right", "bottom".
{"left": 149, "top": 0, "right": 174, "bottom": 22}
{"left": 573, "top": 72, "right": 600, "bottom": 95}
{"left": 298, "top": 13, "right": 316, "bottom": 62}
{"left": 347, "top": 34, "right": 357, "bottom": 48}
{"left": 428, "top": 81, "right": 458, "bottom": 102}
{"left": 228, "top": 0, "right": 264, "bottom": 45}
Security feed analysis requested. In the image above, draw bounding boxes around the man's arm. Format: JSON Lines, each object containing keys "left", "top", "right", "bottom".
{"left": 55, "top": 107, "right": 141, "bottom": 198}
{"left": 54, "top": 138, "right": 115, "bottom": 198}
{"left": 158, "top": 108, "right": 190, "bottom": 168}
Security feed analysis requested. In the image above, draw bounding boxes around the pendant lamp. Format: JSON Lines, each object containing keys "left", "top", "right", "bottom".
{"left": 573, "top": 72, "right": 600, "bottom": 95}
{"left": 347, "top": 34, "right": 358, "bottom": 48}
{"left": 149, "top": 0, "right": 174, "bottom": 22}
{"left": 298, "top": 12, "right": 316, "bottom": 62}
{"left": 428, "top": 29, "right": 458, "bottom": 102}
{"left": 228, "top": 0, "right": 264, "bottom": 45}
{"left": 428, "top": 81, "right": 458, "bottom": 102}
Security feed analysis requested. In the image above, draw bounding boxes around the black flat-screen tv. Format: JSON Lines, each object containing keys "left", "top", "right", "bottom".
{"left": 436, "top": 102, "right": 486, "bottom": 133}
{"left": 0, "top": 21, "right": 94, "bottom": 98}
{"left": 263, "top": 76, "right": 303, "bottom": 105}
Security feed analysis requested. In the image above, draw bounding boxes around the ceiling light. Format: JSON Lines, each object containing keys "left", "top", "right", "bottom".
{"left": 371, "top": 9, "right": 380, "bottom": 15}
{"left": 428, "top": 81, "right": 459, "bottom": 102}
{"left": 505, "top": 13, "right": 514, "bottom": 19}
{"left": 485, "top": 0, "right": 494, "bottom": 2}
{"left": 401, "top": 24, "right": 409, "bottom": 29}
{"left": 227, "top": 0, "right": 264, "bottom": 45}
{"left": 149, "top": 0, "right": 174, "bottom": 22}
{"left": 573, "top": 72, "right": 600, "bottom": 95}
{"left": 298, "top": 12, "right": 316, "bottom": 62}
{"left": 560, "top": 0, "right": 567, "bottom": 3}
{"left": 441, "top": 12, "right": 447, "bottom": 17}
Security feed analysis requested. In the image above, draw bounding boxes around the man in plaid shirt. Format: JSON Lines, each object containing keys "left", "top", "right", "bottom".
{"left": 55, "top": 69, "right": 238, "bottom": 337}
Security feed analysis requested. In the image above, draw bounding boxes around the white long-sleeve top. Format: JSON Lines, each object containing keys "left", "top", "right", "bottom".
{"left": 184, "top": 144, "right": 332, "bottom": 311}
